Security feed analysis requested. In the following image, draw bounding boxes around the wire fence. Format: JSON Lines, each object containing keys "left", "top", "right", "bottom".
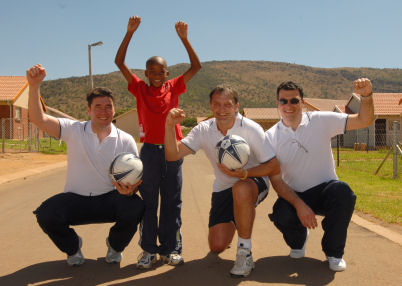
{"left": 1, "top": 118, "right": 66, "bottom": 154}
{"left": 333, "top": 120, "right": 402, "bottom": 179}
{"left": 1, "top": 117, "right": 401, "bottom": 178}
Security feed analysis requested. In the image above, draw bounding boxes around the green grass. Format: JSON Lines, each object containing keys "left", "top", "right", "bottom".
{"left": 1, "top": 138, "right": 67, "bottom": 154}
{"left": 334, "top": 148, "right": 401, "bottom": 224}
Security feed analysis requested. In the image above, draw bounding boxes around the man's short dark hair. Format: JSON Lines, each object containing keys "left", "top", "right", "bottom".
{"left": 276, "top": 81, "right": 304, "bottom": 100}
{"left": 86, "top": 87, "right": 114, "bottom": 106}
{"left": 209, "top": 84, "right": 239, "bottom": 104}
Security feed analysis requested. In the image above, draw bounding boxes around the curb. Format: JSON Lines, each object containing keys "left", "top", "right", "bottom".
{"left": 351, "top": 214, "right": 401, "bottom": 246}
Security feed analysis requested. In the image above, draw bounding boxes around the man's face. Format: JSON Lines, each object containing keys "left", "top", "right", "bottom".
{"left": 210, "top": 91, "right": 239, "bottom": 125}
{"left": 277, "top": 89, "right": 303, "bottom": 122}
{"left": 145, "top": 63, "right": 169, "bottom": 88}
{"left": 87, "top": 96, "right": 115, "bottom": 128}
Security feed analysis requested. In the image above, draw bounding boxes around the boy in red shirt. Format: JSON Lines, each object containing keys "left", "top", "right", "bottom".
{"left": 115, "top": 15, "right": 201, "bottom": 269}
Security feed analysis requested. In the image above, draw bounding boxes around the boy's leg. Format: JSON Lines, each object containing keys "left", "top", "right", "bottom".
{"left": 138, "top": 143, "right": 163, "bottom": 254}
{"left": 158, "top": 157, "right": 183, "bottom": 256}
{"left": 316, "top": 180, "right": 356, "bottom": 258}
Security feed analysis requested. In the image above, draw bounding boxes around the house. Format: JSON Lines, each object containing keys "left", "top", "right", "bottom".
{"left": 242, "top": 93, "right": 402, "bottom": 149}
{"left": 242, "top": 98, "right": 348, "bottom": 130}
{"left": 0, "top": 76, "right": 39, "bottom": 139}
{"left": 336, "top": 93, "right": 402, "bottom": 148}
{"left": 0, "top": 76, "right": 76, "bottom": 140}
{"left": 242, "top": 108, "right": 280, "bottom": 130}
{"left": 303, "top": 97, "right": 348, "bottom": 112}
{"left": 113, "top": 108, "right": 139, "bottom": 140}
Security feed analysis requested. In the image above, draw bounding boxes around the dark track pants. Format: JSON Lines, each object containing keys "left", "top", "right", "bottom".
{"left": 34, "top": 190, "right": 144, "bottom": 256}
{"left": 139, "top": 143, "right": 183, "bottom": 255}
{"left": 269, "top": 180, "right": 356, "bottom": 258}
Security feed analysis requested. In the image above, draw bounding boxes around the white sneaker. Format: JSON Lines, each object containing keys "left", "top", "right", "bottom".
{"left": 327, "top": 256, "right": 347, "bottom": 272}
{"left": 67, "top": 236, "right": 85, "bottom": 266}
{"left": 290, "top": 229, "right": 309, "bottom": 259}
{"left": 105, "top": 238, "right": 122, "bottom": 263}
{"left": 160, "top": 253, "right": 184, "bottom": 266}
{"left": 137, "top": 251, "right": 157, "bottom": 269}
{"left": 230, "top": 247, "right": 255, "bottom": 278}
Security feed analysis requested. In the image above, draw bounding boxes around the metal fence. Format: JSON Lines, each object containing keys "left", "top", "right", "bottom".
{"left": 333, "top": 120, "right": 402, "bottom": 179}
{"left": 0, "top": 118, "right": 66, "bottom": 154}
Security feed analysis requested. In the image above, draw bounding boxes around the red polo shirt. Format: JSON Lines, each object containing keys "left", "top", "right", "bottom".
{"left": 128, "top": 74, "right": 186, "bottom": 144}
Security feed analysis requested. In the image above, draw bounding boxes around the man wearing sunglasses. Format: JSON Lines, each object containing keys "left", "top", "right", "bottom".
{"left": 266, "top": 79, "right": 374, "bottom": 272}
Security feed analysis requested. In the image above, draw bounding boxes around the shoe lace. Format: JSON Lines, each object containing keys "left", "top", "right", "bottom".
{"left": 169, "top": 253, "right": 181, "bottom": 261}
{"left": 137, "top": 251, "right": 152, "bottom": 263}
{"left": 234, "top": 249, "right": 249, "bottom": 269}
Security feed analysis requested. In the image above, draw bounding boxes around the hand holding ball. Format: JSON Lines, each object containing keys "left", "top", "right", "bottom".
{"left": 216, "top": 135, "right": 250, "bottom": 170}
{"left": 109, "top": 153, "right": 143, "bottom": 185}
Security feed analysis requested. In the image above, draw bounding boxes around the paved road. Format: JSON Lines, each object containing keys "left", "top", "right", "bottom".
{"left": 0, "top": 151, "right": 401, "bottom": 285}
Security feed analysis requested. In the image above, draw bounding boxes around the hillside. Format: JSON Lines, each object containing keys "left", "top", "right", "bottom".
{"left": 40, "top": 61, "right": 402, "bottom": 120}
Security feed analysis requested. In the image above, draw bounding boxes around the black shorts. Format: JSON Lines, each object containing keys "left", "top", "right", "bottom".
{"left": 208, "top": 177, "right": 268, "bottom": 228}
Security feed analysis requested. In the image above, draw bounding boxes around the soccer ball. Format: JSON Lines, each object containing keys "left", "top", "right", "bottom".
{"left": 216, "top": 135, "right": 250, "bottom": 170}
{"left": 109, "top": 153, "right": 143, "bottom": 185}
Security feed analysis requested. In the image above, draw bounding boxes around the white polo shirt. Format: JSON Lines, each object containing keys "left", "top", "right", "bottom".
{"left": 265, "top": 111, "right": 348, "bottom": 192}
{"left": 58, "top": 118, "right": 138, "bottom": 196}
{"left": 181, "top": 113, "right": 275, "bottom": 193}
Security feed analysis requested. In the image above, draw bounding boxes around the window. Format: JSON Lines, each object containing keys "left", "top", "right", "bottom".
{"left": 15, "top": 107, "right": 21, "bottom": 122}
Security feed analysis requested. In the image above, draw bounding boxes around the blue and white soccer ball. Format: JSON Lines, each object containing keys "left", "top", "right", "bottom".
{"left": 109, "top": 153, "right": 143, "bottom": 185}
{"left": 216, "top": 135, "right": 250, "bottom": 170}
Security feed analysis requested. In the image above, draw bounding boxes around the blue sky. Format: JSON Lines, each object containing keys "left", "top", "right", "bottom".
{"left": 1, "top": 0, "right": 402, "bottom": 80}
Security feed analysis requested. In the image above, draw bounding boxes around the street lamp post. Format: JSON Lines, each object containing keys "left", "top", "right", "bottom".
{"left": 88, "top": 41, "right": 103, "bottom": 89}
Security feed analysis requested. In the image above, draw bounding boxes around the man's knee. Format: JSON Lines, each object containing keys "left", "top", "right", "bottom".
{"left": 270, "top": 199, "right": 299, "bottom": 228}
{"left": 34, "top": 202, "right": 60, "bottom": 230}
{"left": 209, "top": 240, "right": 228, "bottom": 253}
{"left": 232, "top": 181, "right": 256, "bottom": 205}
{"left": 327, "top": 181, "right": 356, "bottom": 208}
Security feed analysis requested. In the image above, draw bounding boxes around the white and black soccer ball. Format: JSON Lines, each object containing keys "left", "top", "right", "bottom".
{"left": 216, "top": 135, "right": 250, "bottom": 170}
{"left": 109, "top": 153, "right": 143, "bottom": 185}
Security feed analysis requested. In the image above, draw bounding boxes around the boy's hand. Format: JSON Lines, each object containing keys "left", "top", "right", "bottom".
{"left": 166, "top": 108, "right": 185, "bottom": 127}
{"left": 127, "top": 16, "right": 141, "bottom": 33}
{"left": 26, "top": 64, "right": 46, "bottom": 87}
{"left": 175, "top": 21, "right": 188, "bottom": 39}
{"left": 353, "top": 78, "right": 372, "bottom": 97}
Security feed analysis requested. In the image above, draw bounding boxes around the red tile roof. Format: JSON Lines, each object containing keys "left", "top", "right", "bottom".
{"left": 0, "top": 76, "right": 27, "bottom": 102}
{"left": 373, "top": 93, "right": 402, "bottom": 115}
{"left": 303, "top": 97, "right": 348, "bottom": 112}
{"left": 243, "top": 108, "right": 280, "bottom": 120}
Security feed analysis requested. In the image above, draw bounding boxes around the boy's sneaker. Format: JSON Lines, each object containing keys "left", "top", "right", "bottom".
{"left": 67, "top": 236, "right": 85, "bottom": 266}
{"left": 137, "top": 251, "right": 157, "bottom": 269}
{"left": 290, "top": 229, "right": 309, "bottom": 259}
{"left": 160, "top": 253, "right": 184, "bottom": 266}
{"left": 327, "top": 256, "right": 347, "bottom": 272}
{"left": 105, "top": 238, "right": 122, "bottom": 263}
{"left": 230, "top": 247, "right": 255, "bottom": 278}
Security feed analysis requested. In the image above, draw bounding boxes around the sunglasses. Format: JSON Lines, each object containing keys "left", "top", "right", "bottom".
{"left": 278, "top": 98, "right": 300, "bottom": 105}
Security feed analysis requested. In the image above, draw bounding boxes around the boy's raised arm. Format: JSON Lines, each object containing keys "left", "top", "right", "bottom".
{"left": 175, "top": 21, "right": 201, "bottom": 84}
{"left": 115, "top": 16, "right": 141, "bottom": 84}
